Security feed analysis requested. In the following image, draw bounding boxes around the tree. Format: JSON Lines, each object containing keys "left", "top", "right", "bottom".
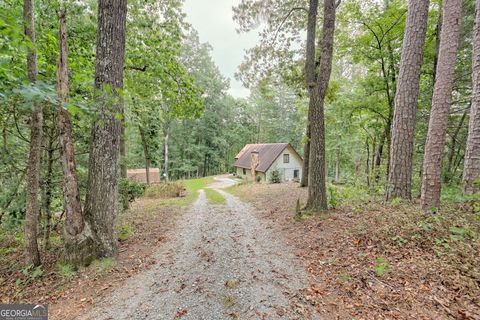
{"left": 55, "top": 9, "right": 94, "bottom": 265}
{"left": 305, "top": 0, "right": 337, "bottom": 211}
{"left": 421, "top": 0, "right": 462, "bottom": 211}
{"left": 463, "top": 0, "right": 480, "bottom": 195}
{"left": 83, "top": 0, "right": 128, "bottom": 258}
{"left": 23, "top": 0, "right": 42, "bottom": 267}
{"left": 300, "top": 0, "right": 318, "bottom": 188}
{"left": 386, "top": 0, "right": 430, "bottom": 201}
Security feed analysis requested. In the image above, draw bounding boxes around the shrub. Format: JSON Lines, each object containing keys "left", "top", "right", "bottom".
{"left": 119, "top": 178, "right": 146, "bottom": 209}
{"left": 270, "top": 169, "right": 281, "bottom": 183}
{"left": 256, "top": 175, "right": 262, "bottom": 182}
{"left": 144, "top": 181, "right": 185, "bottom": 199}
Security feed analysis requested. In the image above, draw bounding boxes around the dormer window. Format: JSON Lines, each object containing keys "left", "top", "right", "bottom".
{"left": 283, "top": 154, "right": 290, "bottom": 163}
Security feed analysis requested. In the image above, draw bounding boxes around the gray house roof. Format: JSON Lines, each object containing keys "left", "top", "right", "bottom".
{"left": 234, "top": 143, "right": 303, "bottom": 173}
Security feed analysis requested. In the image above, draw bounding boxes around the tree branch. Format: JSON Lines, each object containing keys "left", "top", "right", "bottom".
{"left": 272, "top": 7, "right": 308, "bottom": 44}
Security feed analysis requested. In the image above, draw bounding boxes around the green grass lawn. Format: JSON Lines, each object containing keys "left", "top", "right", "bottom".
{"left": 204, "top": 188, "right": 226, "bottom": 204}
{"left": 158, "top": 176, "right": 216, "bottom": 206}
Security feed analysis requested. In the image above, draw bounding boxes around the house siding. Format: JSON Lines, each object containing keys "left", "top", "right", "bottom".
{"left": 265, "top": 146, "right": 303, "bottom": 182}
{"left": 235, "top": 145, "right": 302, "bottom": 183}
{"left": 236, "top": 167, "right": 266, "bottom": 182}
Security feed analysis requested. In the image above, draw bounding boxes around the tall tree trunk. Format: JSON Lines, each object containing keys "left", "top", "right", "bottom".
{"left": 445, "top": 111, "right": 467, "bottom": 182}
{"left": 24, "top": 0, "right": 42, "bottom": 267}
{"left": 421, "top": 0, "right": 462, "bottom": 211}
{"left": 305, "top": 0, "right": 336, "bottom": 212}
{"left": 56, "top": 10, "right": 95, "bottom": 265}
{"left": 463, "top": 0, "right": 480, "bottom": 195}
{"left": 120, "top": 120, "right": 127, "bottom": 179}
{"left": 84, "top": 0, "right": 128, "bottom": 258}
{"left": 387, "top": 0, "right": 430, "bottom": 201}
{"left": 138, "top": 126, "right": 150, "bottom": 185}
{"left": 301, "top": 0, "right": 319, "bottom": 188}
{"left": 420, "top": 2, "right": 443, "bottom": 195}
{"left": 163, "top": 124, "right": 169, "bottom": 181}
{"left": 42, "top": 123, "right": 54, "bottom": 250}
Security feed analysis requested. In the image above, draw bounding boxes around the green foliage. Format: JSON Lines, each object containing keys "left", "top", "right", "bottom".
{"left": 16, "top": 265, "right": 44, "bottom": 287}
{"left": 374, "top": 256, "right": 390, "bottom": 277}
{"left": 328, "top": 185, "right": 340, "bottom": 209}
{"left": 270, "top": 169, "right": 281, "bottom": 183}
{"left": 119, "top": 179, "right": 147, "bottom": 208}
{"left": 91, "top": 258, "right": 115, "bottom": 274}
{"left": 57, "top": 262, "right": 76, "bottom": 279}
{"left": 117, "top": 224, "right": 134, "bottom": 242}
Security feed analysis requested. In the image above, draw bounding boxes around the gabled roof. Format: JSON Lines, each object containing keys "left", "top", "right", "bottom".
{"left": 234, "top": 143, "right": 302, "bottom": 173}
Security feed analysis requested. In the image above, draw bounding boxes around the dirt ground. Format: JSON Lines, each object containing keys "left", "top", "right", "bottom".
{"left": 230, "top": 182, "right": 480, "bottom": 320}
{"left": 0, "top": 197, "right": 185, "bottom": 319}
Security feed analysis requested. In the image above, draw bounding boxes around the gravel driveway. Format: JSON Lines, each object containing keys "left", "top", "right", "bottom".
{"left": 78, "top": 177, "right": 315, "bottom": 320}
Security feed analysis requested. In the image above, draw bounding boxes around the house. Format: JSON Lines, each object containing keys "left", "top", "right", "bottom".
{"left": 234, "top": 143, "right": 303, "bottom": 182}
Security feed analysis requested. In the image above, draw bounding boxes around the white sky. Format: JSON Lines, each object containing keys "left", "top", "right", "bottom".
{"left": 183, "top": 0, "right": 260, "bottom": 98}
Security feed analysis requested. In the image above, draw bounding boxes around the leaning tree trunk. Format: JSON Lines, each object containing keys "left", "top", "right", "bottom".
{"left": 301, "top": 0, "right": 319, "bottom": 188}
{"left": 387, "top": 0, "right": 430, "bottom": 201}
{"left": 84, "top": 0, "right": 128, "bottom": 258}
{"left": 56, "top": 10, "right": 96, "bottom": 265}
{"left": 421, "top": 0, "right": 462, "bottom": 211}
{"left": 305, "top": 0, "right": 336, "bottom": 212}
{"left": 463, "top": 0, "right": 480, "bottom": 195}
{"left": 24, "top": 0, "right": 42, "bottom": 267}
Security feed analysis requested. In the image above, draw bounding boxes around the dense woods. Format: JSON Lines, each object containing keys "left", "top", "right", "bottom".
{"left": 0, "top": 0, "right": 480, "bottom": 312}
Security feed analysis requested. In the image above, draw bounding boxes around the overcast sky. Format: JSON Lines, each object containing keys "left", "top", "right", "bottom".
{"left": 183, "top": 0, "right": 260, "bottom": 98}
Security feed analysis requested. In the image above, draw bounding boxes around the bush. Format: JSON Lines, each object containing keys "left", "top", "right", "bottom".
{"left": 119, "top": 179, "right": 146, "bottom": 208}
{"left": 270, "top": 169, "right": 281, "bottom": 183}
{"left": 144, "top": 181, "right": 185, "bottom": 198}
{"left": 256, "top": 175, "right": 262, "bottom": 182}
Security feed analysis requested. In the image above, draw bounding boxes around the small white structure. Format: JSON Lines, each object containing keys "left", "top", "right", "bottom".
{"left": 234, "top": 143, "right": 303, "bottom": 182}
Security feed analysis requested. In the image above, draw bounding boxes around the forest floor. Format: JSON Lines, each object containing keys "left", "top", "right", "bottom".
{"left": 227, "top": 181, "right": 480, "bottom": 320}
{"left": 1, "top": 176, "right": 479, "bottom": 319}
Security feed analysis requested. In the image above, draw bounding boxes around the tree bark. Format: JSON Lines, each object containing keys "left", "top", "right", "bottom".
{"left": 163, "top": 124, "right": 169, "bottom": 181}
{"left": 42, "top": 121, "right": 55, "bottom": 250}
{"left": 387, "top": 0, "right": 430, "bottom": 201}
{"left": 24, "top": 0, "right": 42, "bottom": 267}
{"left": 55, "top": 10, "right": 95, "bottom": 265}
{"left": 421, "top": 0, "right": 462, "bottom": 211}
{"left": 463, "top": 0, "right": 480, "bottom": 195}
{"left": 301, "top": 0, "right": 319, "bottom": 188}
{"left": 138, "top": 125, "right": 150, "bottom": 185}
{"left": 305, "top": 0, "right": 336, "bottom": 212}
{"left": 445, "top": 111, "right": 467, "bottom": 182}
{"left": 84, "top": 0, "right": 128, "bottom": 258}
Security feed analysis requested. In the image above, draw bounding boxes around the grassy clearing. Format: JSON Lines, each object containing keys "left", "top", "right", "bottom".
{"left": 158, "top": 176, "right": 216, "bottom": 206}
{"left": 223, "top": 181, "right": 252, "bottom": 201}
{"left": 205, "top": 188, "right": 226, "bottom": 204}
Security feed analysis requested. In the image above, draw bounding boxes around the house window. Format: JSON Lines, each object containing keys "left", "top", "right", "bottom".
{"left": 283, "top": 154, "right": 290, "bottom": 163}
{"left": 243, "top": 168, "right": 246, "bottom": 175}
{"left": 294, "top": 169, "right": 299, "bottom": 178}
